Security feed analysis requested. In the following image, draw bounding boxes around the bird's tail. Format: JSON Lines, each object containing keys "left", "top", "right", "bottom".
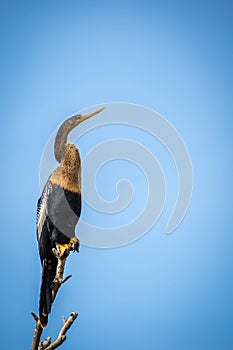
{"left": 39, "top": 258, "right": 57, "bottom": 327}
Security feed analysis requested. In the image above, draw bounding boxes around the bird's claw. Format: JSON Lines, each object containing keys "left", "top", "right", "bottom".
{"left": 54, "top": 237, "right": 80, "bottom": 259}
{"left": 55, "top": 244, "right": 70, "bottom": 258}
{"left": 69, "top": 236, "right": 80, "bottom": 252}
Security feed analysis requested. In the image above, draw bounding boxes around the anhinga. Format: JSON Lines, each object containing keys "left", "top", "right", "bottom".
{"left": 36, "top": 107, "right": 105, "bottom": 327}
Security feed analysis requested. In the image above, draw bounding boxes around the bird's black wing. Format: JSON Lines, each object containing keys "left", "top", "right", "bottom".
{"left": 36, "top": 180, "right": 54, "bottom": 262}
{"left": 36, "top": 180, "right": 57, "bottom": 327}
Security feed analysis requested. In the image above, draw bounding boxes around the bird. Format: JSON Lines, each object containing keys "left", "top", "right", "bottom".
{"left": 36, "top": 107, "right": 105, "bottom": 327}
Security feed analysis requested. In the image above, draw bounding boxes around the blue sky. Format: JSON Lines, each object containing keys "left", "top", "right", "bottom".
{"left": 0, "top": 1, "right": 233, "bottom": 349}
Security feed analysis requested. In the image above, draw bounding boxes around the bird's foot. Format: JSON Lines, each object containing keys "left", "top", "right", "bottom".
{"left": 55, "top": 243, "right": 70, "bottom": 258}
{"left": 54, "top": 237, "right": 80, "bottom": 258}
{"left": 69, "top": 236, "right": 80, "bottom": 252}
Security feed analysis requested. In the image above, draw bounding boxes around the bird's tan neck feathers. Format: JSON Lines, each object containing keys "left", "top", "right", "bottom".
{"left": 50, "top": 145, "right": 81, "bottom": 194}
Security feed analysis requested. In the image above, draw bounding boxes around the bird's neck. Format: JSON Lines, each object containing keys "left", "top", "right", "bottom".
{"left": 61, "top": 155, "right": 81, "bottom": 193}
{"left": 50, "top": 152, "right": 81, "bottom": 194}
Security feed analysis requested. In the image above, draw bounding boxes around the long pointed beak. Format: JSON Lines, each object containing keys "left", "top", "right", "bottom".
{"left": 78, "top": 107, "right": 106, "bottom": 123}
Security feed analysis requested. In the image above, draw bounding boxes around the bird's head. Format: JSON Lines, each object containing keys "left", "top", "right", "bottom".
{"left": 54, "top": 107, "right": 105, "bottom": 163}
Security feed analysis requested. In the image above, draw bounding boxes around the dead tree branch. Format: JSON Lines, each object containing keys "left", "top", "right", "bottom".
{"left": 51, "top": 247, "right": 72, "bottom": 303}
{"left": 31, "top": 312, "right": 43, "bottom": 350}
{"left": 31, "top": 246, "right": 77, "bottom": 350}
{"left": 44, "top": 312, "right": 78, "bottom": 350}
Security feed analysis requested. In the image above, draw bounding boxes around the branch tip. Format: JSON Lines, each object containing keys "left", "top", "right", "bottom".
{"left": 31, "top": 312, "right": 39, "bottom": 322}
{"left": 62, "top": 275, "right": 72, "bottom": 284}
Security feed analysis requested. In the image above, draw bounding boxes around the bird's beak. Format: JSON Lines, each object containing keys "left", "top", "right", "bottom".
{"left": 78, "top": 107, "right": 106, "bottom": 123}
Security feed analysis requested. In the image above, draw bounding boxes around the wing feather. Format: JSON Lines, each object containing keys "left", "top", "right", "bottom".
{"left": 36, "top": 181, "right": 53, "bottom": 241}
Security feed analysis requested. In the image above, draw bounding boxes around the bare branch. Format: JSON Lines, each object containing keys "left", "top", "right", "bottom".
{"left": 41, "top": 337, "right": 52, "bottom": 348}
{"left": 51, "top": 247, "right": 72, "bottom": 303}
{"left": 31, "top": 245, "right": 77, "bottom": 350}
{"left": 31, "top": 313, "right": 43, "bottom": 350}
{"left": 44, "top": 312, "right": 78, "bottom": 350}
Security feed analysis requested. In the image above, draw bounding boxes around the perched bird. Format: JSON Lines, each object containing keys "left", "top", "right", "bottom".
{"left": 36, "top": 107, "right": 105, "bottom": 327}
